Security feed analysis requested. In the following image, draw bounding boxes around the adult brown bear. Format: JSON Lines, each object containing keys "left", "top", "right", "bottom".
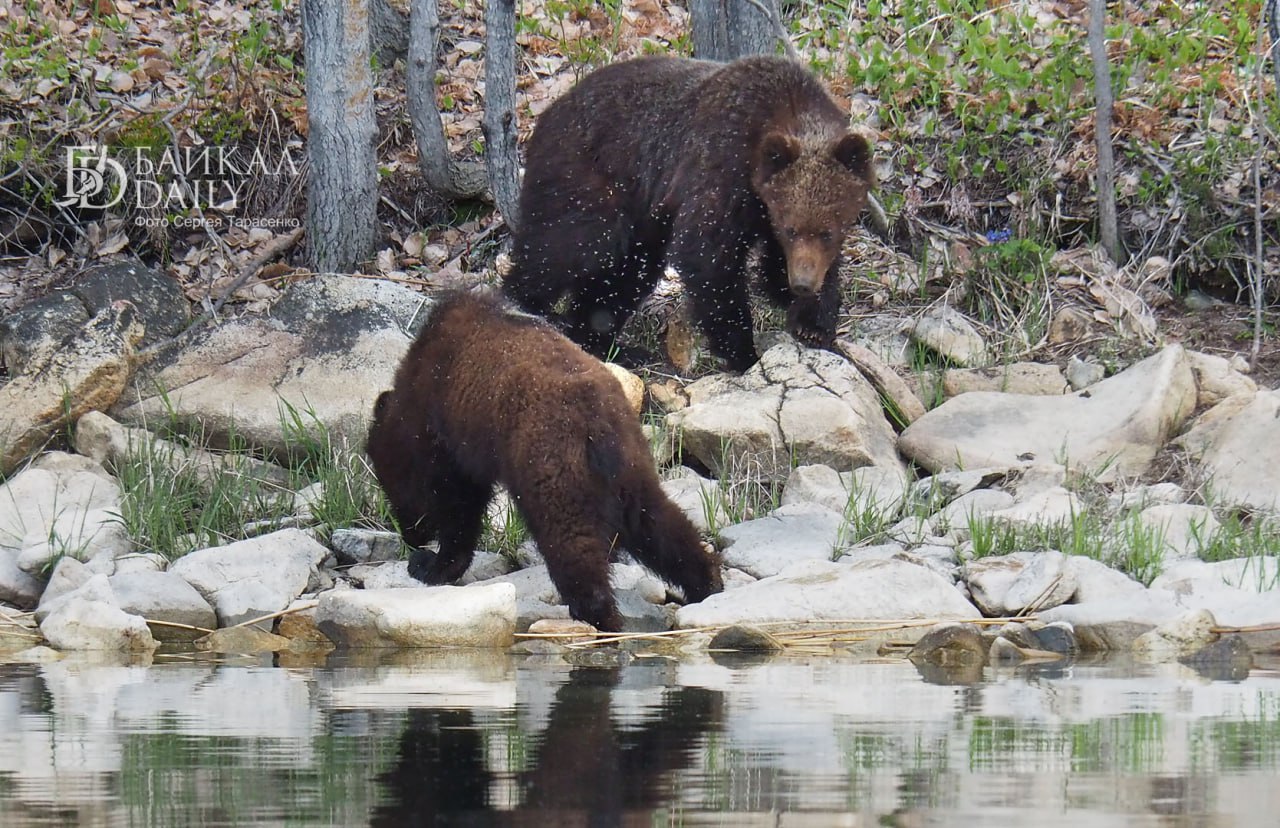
{"left": 503, "top": 55, "right": 875, "bottom": 372}
{"left": 366, "top": 291, "right": 722, "bottom": 632}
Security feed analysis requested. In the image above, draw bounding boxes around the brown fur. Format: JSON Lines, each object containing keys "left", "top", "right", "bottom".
{"left": 366, "top": 291, "right": 723, "bottom": 632}
{"left": 503, "top": 55, "right": 875, "bottom": 372}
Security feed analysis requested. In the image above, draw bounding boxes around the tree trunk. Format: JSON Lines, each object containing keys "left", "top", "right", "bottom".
{"left": 301, "top": 0, "right": 379, "bottom": 273}
{"left": 407, "top": 0, "right": 488, "bottom": 201}
{"left": 689, "top": 0, "right": 786, "bottom": 61}
{"left": 483, "top": 0, "right": 521, "bottom": 232}
{"left": 369, "top": 0, "right": 409, "bottom": 65}
{"left": 1087, "top": 0, "right": 1125, "bottom": 264}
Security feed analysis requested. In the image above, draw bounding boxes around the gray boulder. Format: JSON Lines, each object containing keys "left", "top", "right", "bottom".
{"left": 315, "top": 583, "right": 517, "bottom": 647}
{"left": 667, "top": 339, "right": 906, "bottom": 482}
{"left": 113, "top": 275, "right": 424, "bottom": 454}
{"left": 899, "top": 345, "right": 1196, "bottom": 481}
{"left": 717, "top": 503, "right": 845, "bottom": 578}
{"left": 110, "top": 570, "right": 218, "bottom": 643}
{"left": 676, "top": 558, "right": 980, "bottom": 627}
{"left": 37, "top": 573, "right": 157, "bottom": 652}
{"left": 168, "top": 528, "right": 328, "bottom": 627}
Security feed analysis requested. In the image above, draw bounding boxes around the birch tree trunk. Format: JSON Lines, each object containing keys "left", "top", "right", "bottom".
{"left": 407, "top": 0, "right": 487, "bottom": 200}
{"left": 301, "top": 0, "right": 378, "bottom": 273}
{"left": 483, "top": 0, "right": 521, "bottom": 232}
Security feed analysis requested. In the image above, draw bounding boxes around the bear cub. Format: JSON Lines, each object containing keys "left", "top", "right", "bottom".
{"left": 503, "top": 55, "right": 875, "bottom": 372}
{"left": 366, "top": 291, "right": 723, "bottom": 632}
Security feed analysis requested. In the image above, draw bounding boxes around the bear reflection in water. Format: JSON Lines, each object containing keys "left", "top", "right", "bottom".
{"left": 370, "top": 667, "right": 723, "bottom": 825}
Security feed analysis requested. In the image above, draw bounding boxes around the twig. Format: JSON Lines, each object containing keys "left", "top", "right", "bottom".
{"left": 229, "top": 600, "right": 319, "bottom": 630}
{"left": 208, "top": 225, "right": 305, "bottom": 316}
{"left": 1211, "top": 622, "right": 1280, "bottom": 634}
{"left": 143, "top": 618, "right": 216, "bottom": 635}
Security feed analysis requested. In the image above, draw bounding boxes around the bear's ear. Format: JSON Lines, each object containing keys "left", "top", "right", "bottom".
{"left": 373, "top": 391, "right": 392, "bottom": 422}
{"left": 758, "top": 132, "right": 801, "bottom": 181}
{"left": 832, "top": 133, "right": 874, "bottom": 181}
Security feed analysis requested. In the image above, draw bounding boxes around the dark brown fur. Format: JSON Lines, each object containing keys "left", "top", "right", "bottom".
{"left": 366, "top": 291, "right": 723, "bottom": 632}
{"left": 503, "top": 55, "right": 875, "bottom": 372}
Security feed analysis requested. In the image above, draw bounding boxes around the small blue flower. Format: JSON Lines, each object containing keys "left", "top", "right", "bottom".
{"left": 986, "top": 229, "right": 1013, "bottom": 243}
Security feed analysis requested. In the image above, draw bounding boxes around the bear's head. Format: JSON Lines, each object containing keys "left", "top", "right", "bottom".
{"left": 751, "top": 131, "right": 874, "bottom": 297}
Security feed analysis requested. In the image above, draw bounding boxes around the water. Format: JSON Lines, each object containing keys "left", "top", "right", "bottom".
{"left": 1, "top": 651, "right": 1278, "bottom": 826}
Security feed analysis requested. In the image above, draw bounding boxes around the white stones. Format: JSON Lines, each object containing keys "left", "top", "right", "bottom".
{"left": 168, "top": 529, "right": 328, "bottom": 627}
{"left": 963, "top": 551, "right": 1076, "bottom": 616}
{"left": 660, "top": 467, "right": 730, "bottom": 534}
{"left": 898, "top": 345, "right": 1197, "bottom": 481}
{"left": 109, "top": 571, "right": 218, "bottom": 643}
{"left": 315, "top": 583, "right": 517, "bottom": 648}
{"left": 676, "top": 558, "right": 981, "bottom": 628}
{"left": 1185, "top": 349, "right": 1256, "bottom": 407}
{"left": 37, "top": 574, "right": 157, "bottom": 652}
{"left": 667, "top": 340, "right": 905, "bottom": 481}
{"left": 1134, "top": 504, "right": 1220, "bottom": 561}
{"left": 1182, "top": 389, "right": 1280, "bottom": 512}
{"left": 941, "top": 362, "right": 1067, "bottom": 397}
{"left": 910, "top": 305, "right": 988, "bottom": 367}
{"left": 715, "top": 503, "right": 845, "bottom": 578}
{"left": 1133, "top": 609, "right": 1219, "bottom": 661}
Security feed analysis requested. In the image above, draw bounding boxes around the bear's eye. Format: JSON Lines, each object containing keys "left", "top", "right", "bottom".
{"left": 819, "top": 230, "right": 834, "bottom": 242}
{"left": 784, "top": 226, "right": 798, "bottom": 240}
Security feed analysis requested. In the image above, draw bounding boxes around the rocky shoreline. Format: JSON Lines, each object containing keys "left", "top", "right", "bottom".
{"left": 1, "top": 262, "right": 1277, "bottom": 670}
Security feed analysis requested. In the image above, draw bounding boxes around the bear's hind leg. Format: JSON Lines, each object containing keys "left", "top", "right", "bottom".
{"left": 529, "top": 518, "right": 622, "bottom": 631}
{"left": 619, "top": 479, "right": 723, "bottom": 605}
{"left": 565, "top": 237, "right": 666, "bottom": 363}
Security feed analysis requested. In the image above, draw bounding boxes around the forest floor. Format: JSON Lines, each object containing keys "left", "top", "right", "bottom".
{"left": 1, "top": 0, "right": 1277, "bottom": 385}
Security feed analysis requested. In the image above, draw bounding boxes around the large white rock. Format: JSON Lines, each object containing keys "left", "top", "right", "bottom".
{"left": 667, "top": 340, "right": 906, "bottom": 481}
{"left": 716, "top": 503, "right": 845, "bottom": 578}
{"left": 110, "top": 570, "right": 218, "bottom": 642}
{"left": 1186, "top": 350, "right": 1256, "bottom": 407}
{"left": 898, "top": 345, "right": 1196, "bottom": 481}
{"left": 963, "top": 551, "right": 1076, "bottom": 616}
{"left": 1135, "top": 504, "right": 1220, "bottom": 562}
{"left": 941, "top": 362, "right": 1067, "bottom": 397}
{"left": 782, "top": 464, "right": 907, "bottom": 521}
{"left": 659, "top": 467, "right": 730, "bottom": 534}
{"left": 675, "top": 558, "right": 980, "bottom": 627}
{"left": 112, "top": 276, "right": 420, "bottom": 454}
{"left": 315, "top": 583, "right": 517, "bottom": 648}
{"left": 0, "top": 303, "right": 144, "bottom": 475}
{"left": 38, "top": 574, "right": 157, "bottom": 652}
{"left": 1183, "top": 389, "right": 1280, "bottom": 512}
{"left": 910, "top": 305, "right": 988, "bottom": 367}
{"left": 0, "top": 453, "right": 127, "bottom": 580}
{"left": 168, "top": 528, "right": 327, "bottom": 626}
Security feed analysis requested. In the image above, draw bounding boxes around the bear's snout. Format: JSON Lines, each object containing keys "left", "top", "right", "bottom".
{"left": 787, "top": 246, "right": 830, "bottom": 296}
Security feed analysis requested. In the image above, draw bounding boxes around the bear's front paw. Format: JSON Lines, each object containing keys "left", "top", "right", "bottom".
{"left": 407, "top": 548, "right": 438, "bottom": 583}
{"left": 788, "top": 321, "right": 836, "bottom": 351}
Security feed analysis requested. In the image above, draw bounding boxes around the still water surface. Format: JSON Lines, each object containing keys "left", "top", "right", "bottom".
{"left": 0, "top": 651, "right": 1277, "bottom": 826}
